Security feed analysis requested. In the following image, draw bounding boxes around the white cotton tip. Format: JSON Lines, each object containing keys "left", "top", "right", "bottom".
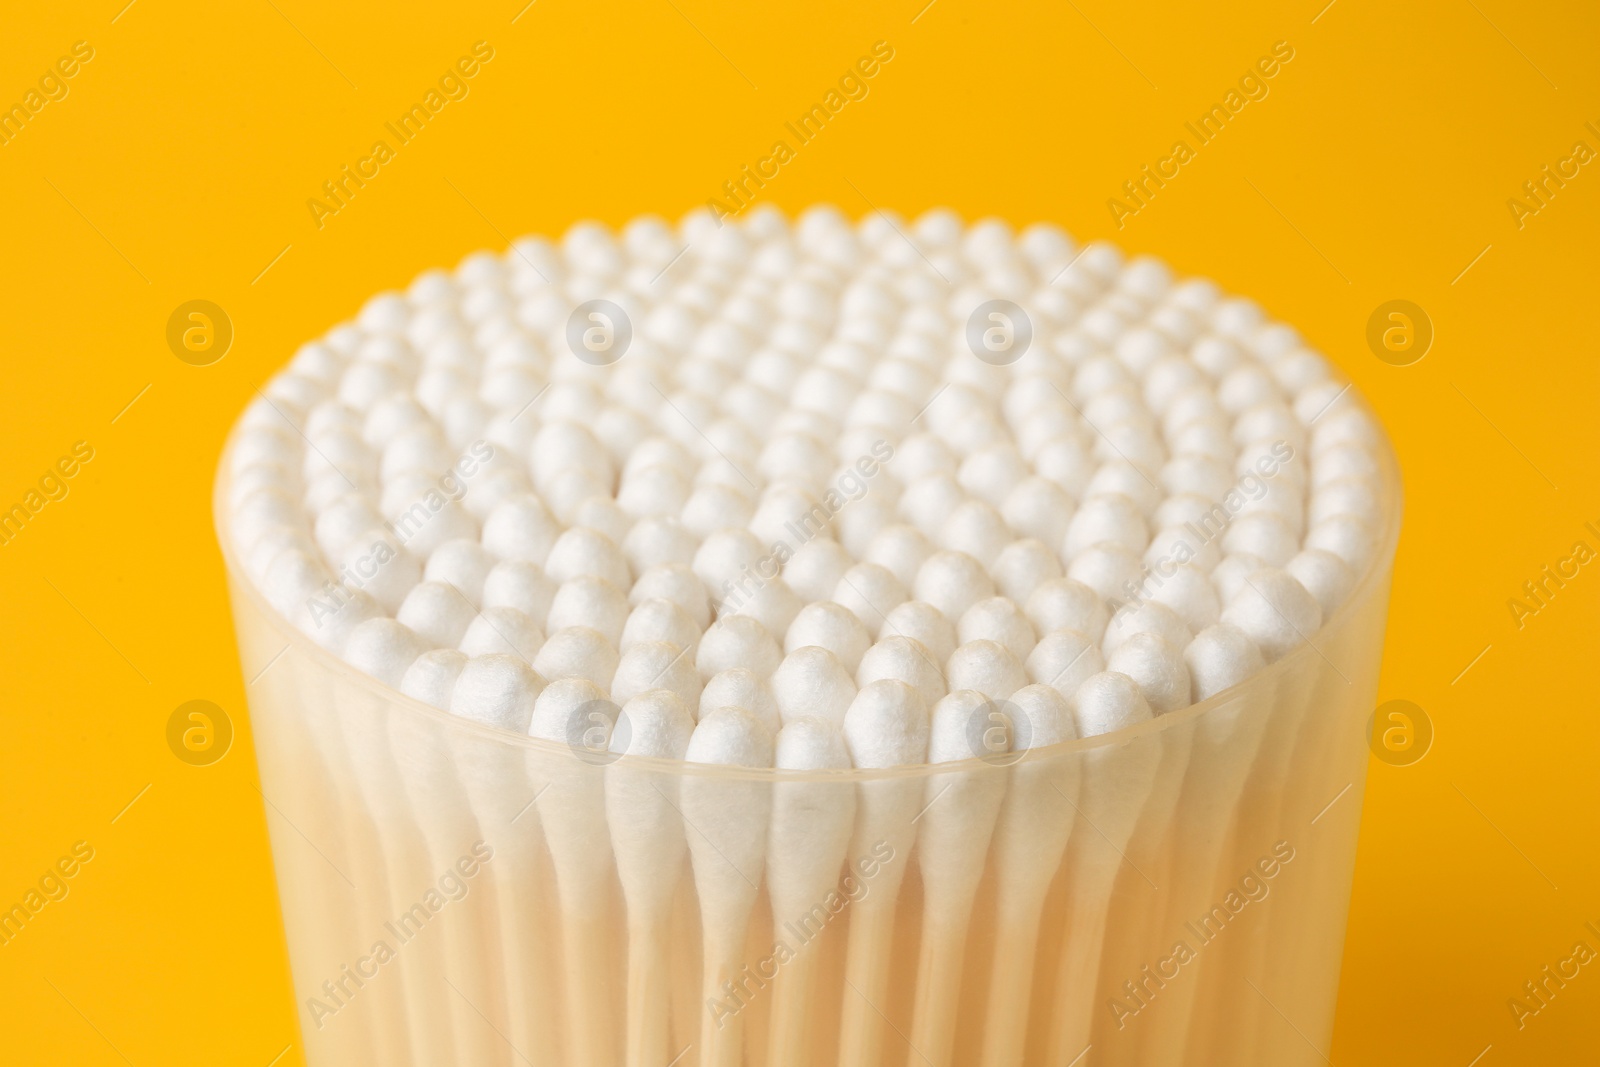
{"left": 449, "top": 653, "right": 546, "bottom": 732}
{"left": 770, "top": 646, "right": 859, "bottom": 727}
{"left": 528, "top": 676, "right": 609, "bottom": 744}
{"left": 622, "top": 516, "right": 699, "bottom": 574}
{"left": 990, "top": 538, "right": 1065, "bottom": 605}
{"left": 722, "top": 577, "right": 804, "bottom": 638}
{"left": 775, "top": 716, "right": 852, "bottom": 771}
{"left": 482, "top": 494, "right": 561, "bottom": 564}
{"left": 1102, "top": 600, "right": 1193, "bottom": 658}
{"left": 617, "top": 463, "right": 690, "bottom": 519}
{"left": 1311, "top": 443, "right": 1379, "bottom": 489}
{"left": 882, "top": 600, "right": 959, "bottom": 664}
{"left": 423, "top": 538, "right": 495, "bottom": 605}
{"left": 1220, "top": 567, "right": 1323, "bottom": 662}
{"left": 1184, "top": 623, "right": 1267, "bottom": 701}
{"left": 629, "top": 562, "right": 711, "bottom": 630}
{"left": 619, "top": 597, "right": 701, "bottom": 655}
{"left": 1063, "top": 493, "right": 1150, "bottom": 557}
{"left": 700, "top": 668, "right": 782, "bottom": 734}
{"left": 1220, "top": 512, "right": 1299, "bottom": 567}
{"left": 1147, "top": 562, "right": 1222, "bottom": 633}
{"left": 681, "top": 483, "right": 755, "bottom": 538}
{"left": 686, "top": 705, "right": 775, "bottom": 769}
{"left": 926, "top": 689, "right": 991, "bottom": 763}
{"left": 831, "top": 562, "right": 909, "bottom": 637}
{"left": 295, "top": 584, "right": 382, "bottom": 654}
{"left": 842, "top": 679, "right": 930, "bottom": 767}
{"left": 263, "top": 548, "right": 332, "bottom": 617}
{"left": 785, "top": 601, "right": 873, "bottom": 674}
{"left": 939, "top": 499, "right": 1012, "bottom": 568}
{"left": 546, "top": 577, "right": 629, "bottom": 645}
{"left": 958, "top": 444, "right": 1028, "bottom": 506}
{"left": 1025, "top": 629, "right": 1106, "bottom": 701}
{"left": 1009, "top": 683, "right": 1077, "bottom": 749}
{"left": 611, "top": 689, "right": 695, "bottom": 759}
{"left": 399, "top": 648, "right": 468, "bottom": 710}
{"left": 1212, "top": 553, "right": 1270, "bottom": 604}
{"left": 958, "top": 597, "right": 1038, "bottom": 662}
{"left": 864, "top": 523, "right": 936, "bottom": 589}
{"left": 481, "top": 559, "right": 557, "bottom": 627}
{"left": 1068, "top": 547, "right": 1145, "bottom": 604}
{"left": 692, "top": 527, "right": 766, "bottom": 592}
{"left": 696, "top": 614, "right": 783, "bottom": 679}
{"left": 1311, "top": 407, "right": 1380, "bottom": 452}
{"left": 1106, "top": 632, "right": 1191, "bottom": 714}
{"left": 946, "top": 639, "right": 1028, "bottom": 701}
{"left": 457, "top": 606, "right": 544, "bottom": 662}
{"left": 1000, "top": 478, "right": 1075, "bottom": 547}
{"left": 532, "top": 626, "right": 619, "bottom": 689}
{"left": 343, "top": 617, "right": 430, "bottom": 687}
{"left": 1072, "top": 672, "right": 1154, "bottom": 737}
{"left": 610, "top": 640, "right": 702, "bottom": 708}
{"left": 570, "top": 493, "right": 632, "bottom": 546}
{"left": 914, "top": 550, "right": 996, "bottom": 621}
{"left": 544, "top": 527, "right": 632, "bottom": 589}
{"left": 856, "top": 635, "right": 948, "bottom": 710}
{"left": 899, "top": 472, "right": 966, "bottom": 536}
{"left": 782, "top": 538, "right": 855, "bottom": 603}
{"left": 1305, "top": 514, "right": 1376, "bottom": 571}
{"left": 311, "top": 495, "right": 382, "bottom": 559}
{"left": 395, "top": 580, "right": 478, "bottom": 648}
{"left": 1286, "top": 548, "right": 1355, "bottom": 617}
{"left": 1024, "top": 578, "right": 1110, "bottom": 643}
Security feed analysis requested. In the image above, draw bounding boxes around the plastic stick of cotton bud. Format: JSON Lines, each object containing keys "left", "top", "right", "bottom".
{"left": 329, "top": 619, "right": 473, "bottom": 1063}
{"left": 603, "top": 689, "right": 695, "bottom": 1067}
{"left": 433, "top": 653, "right": 556, "bottom": 1067}
{"left": 267, "top": 623, "right": 416, "bottom": 1067}
{"left": 1043, "top": 672, "right": 1161, "bottom": 1067}
{"left": 836, "top": 680, "right": 930, "bottom": 1067}
{"left": 1139, "top": 628, "right": 1279, "bottom": 1067}
{"left": 906, "top": 689, "right": 1007, "bottom": 1067}
{"left": 979, "top": 684, "right": 1080, "bottom": 1067}
{"left": 764, "top": 717, "right": 856, "bottom": 1067}
{"left": 526, "top": 678, "right": 622, "bottom": 1067}
{"left": 398, "top": 653, "right": 558, "bottom": 1064}
{"left": 1222, "top": 622, "right": 1358, "bottom": 1063}
{"left": 681, "top": 706, "right": 775, "bottom": 1067}
{"left": 1088, "top": 668, "right": 1196, "bottom": 1053}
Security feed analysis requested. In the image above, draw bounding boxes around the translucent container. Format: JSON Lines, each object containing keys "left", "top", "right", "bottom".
{"left": 218, "top": 416, "right": 1401, "bottom": 1067}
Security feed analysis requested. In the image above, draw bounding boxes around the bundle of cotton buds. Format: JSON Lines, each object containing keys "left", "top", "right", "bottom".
{"left": 227, "top": 204, "right": 1386, "bottom": 766}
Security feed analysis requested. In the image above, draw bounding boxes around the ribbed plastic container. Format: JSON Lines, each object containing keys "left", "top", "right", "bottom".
{"left": 218, "top": 409, "right": 1400, "bottom": 1067}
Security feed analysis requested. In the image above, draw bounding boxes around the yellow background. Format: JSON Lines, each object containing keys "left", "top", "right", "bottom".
{"left": 1, "top": 0, "right": 1596, "bottom": 1063}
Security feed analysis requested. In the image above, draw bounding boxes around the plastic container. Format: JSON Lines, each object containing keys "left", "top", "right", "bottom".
{"left": 217, "top": 412, "right": 1401, "bottom": 1067}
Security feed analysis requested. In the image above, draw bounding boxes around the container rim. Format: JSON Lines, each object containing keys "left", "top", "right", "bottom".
{"left": 215, "top": 372, "right": 1402, "bottom": 782}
